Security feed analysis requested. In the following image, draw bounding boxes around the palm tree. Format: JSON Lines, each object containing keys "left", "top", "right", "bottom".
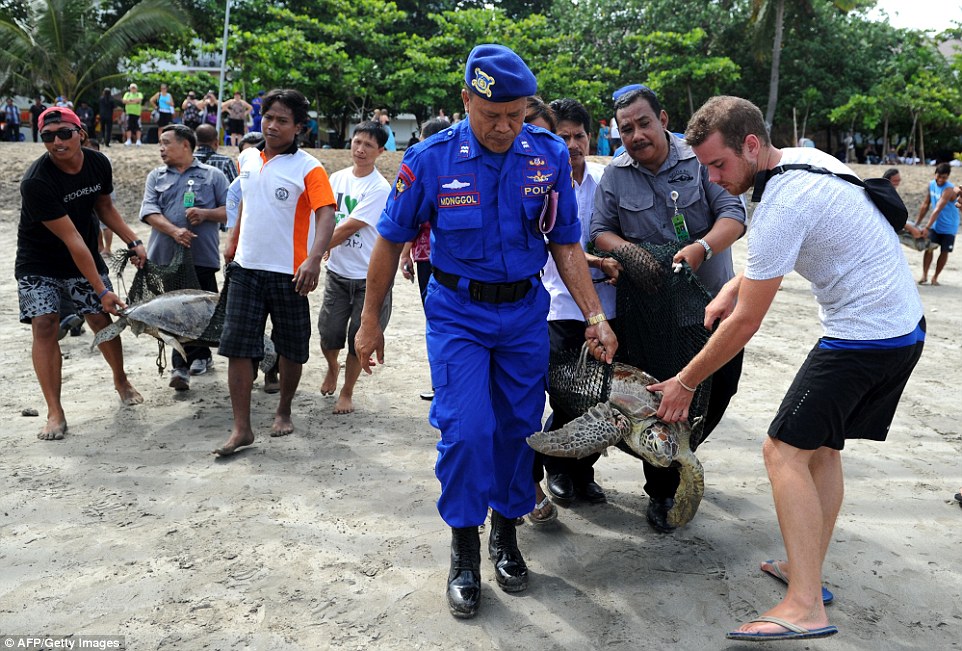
{"left": 751, "top": 0, "right": 863, "bottom": 130}
{"left": 0, "top": 0, "right": 187, "bottom": 102}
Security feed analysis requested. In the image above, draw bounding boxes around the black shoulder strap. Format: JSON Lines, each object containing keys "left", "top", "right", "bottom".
{"left": 751, "top": 163, "right": 865, "bottom": 202}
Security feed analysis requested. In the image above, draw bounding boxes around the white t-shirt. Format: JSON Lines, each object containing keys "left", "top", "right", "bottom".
{"left": 235, "top": 146, "right": 335, "bottom": 275}
{"left": 543, "top": 161, "right": 616, "bottom": 321}
{"left": 746, "top": 147, "right": 922, "bottom": 339}
{"left": 326, "top": 167, "right": 391, "bottom": 280}
{"left": 610, "top": 118, "right": 619, "bottom": 139}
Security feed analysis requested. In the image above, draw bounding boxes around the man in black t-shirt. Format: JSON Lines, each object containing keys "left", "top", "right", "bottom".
{"left": 28, "top": 97, "right": 46, "bottom": 143}
{"left": 16, "top": 107, "right": 148, "bottom": 441}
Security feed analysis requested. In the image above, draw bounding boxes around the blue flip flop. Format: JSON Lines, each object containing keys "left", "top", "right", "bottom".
{"left": 762, "top": 560, "right": 834, "bottom": 605}
{"left": 726, "top": 615, "right": 838, "bottom": 641}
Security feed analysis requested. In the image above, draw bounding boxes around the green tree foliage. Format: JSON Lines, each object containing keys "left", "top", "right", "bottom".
{"left": 0, "top": 0, "right": 188, "bottom": 102}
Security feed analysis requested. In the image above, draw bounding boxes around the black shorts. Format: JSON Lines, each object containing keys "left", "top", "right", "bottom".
{"left": 218, "top": 263, "right": 312, "bottom": 364}
{"left": 157, "top": 112, "right": 173, "bottom": 128}
{"left": 228, "top": 118, "right": 245, "bottom": 135}
{"left": 126, "top": 114, "right": 140, "bottom": 132}
{"left": 768, "top": 324, "right": 925, "bottom": 450}
{"left": 929, "top": 230, "right": 955, "bottom": 252}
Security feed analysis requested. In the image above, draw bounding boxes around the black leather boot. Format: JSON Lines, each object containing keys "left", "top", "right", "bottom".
{"left": 488, "top": 510, "right": 529, "bottom": 593}
{"left": 447, "top": 526, "right": 481, "bottom": 618}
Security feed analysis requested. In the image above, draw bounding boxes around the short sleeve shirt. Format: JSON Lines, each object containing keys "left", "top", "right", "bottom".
{"left": 139, "top": 159, "right": 229, "bottom": 268}
{"left": 123, "top": 92, "right": 143, "bottom": 116}
{"left": 376, "top": 119, "right": 580, "bottom": 283}
{"left": 16, "top": 149, "right": 113, "bottom": 279}
{"left": 236, "top": 143, "right": 336, "bottom": 275}
{"left": 590, "top": 133, "right": 746, "bottom": 295}
{"left": 326, "top": 167, "right": 391, "bottom": 280}
{"left": 746, "top": 147, "right": 923, "bottom": 339}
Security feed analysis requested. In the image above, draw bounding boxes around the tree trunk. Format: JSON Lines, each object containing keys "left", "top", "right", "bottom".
{"left": 882, "top": 116, "right": 889, "bottom": 161}
{"left": 688, "top": 82, "right": 694, "bottom": 116}
{"left": 907, "top": 111, "right": 919, "bottom": 164}
{"left": 764, "top": 0, "right": 785, "bottom": 129}
{"left": 918, "top": 121, "right": 925, "bottom": 166}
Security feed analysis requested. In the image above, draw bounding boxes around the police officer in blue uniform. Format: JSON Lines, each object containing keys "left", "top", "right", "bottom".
{"left": 355, "top": 44, "right": 618, "bottom": 618}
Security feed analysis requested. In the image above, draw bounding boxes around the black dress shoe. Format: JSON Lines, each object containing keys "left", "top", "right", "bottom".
{"left": 576, "top": 480, "right": 607, "bottom": 504}
{"left": 646, "top": 497, "right": 676, "bottom": 533}
{"left": 447, "top": 527, "right": 481, "bottom": 618}
{"left": 488, "top": 511, "right": 528, "bottom": 593}
{"left": 546, "top": 473, "right": 575, "bottom": 502}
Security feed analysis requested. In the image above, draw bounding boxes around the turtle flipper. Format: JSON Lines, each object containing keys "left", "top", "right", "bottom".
{"left": 666, "top": 451, "right": 705, "bottom": 528}
{"left": 90, "top": 318, "right": 128, "bottom": 350}
{"left": 527, "top": 402, "right": 630, "bottom": 459}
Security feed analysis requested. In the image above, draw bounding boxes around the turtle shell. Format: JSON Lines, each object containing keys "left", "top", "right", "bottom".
{"left": 122, "top": 289, "right": 219, "bottom": 339}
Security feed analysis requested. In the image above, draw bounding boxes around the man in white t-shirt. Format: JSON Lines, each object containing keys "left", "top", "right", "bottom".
{"left": 655, "top": 96, "right": 924, "bottom": 643}
{"left": 318, "top": 121, "right": 392, "bottom": 414}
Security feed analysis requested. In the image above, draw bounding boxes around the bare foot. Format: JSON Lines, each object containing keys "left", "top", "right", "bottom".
{"left": 213, "top": 430, "right": 255, "bottom": 456}
{"left": 38, "top": 419, "right": 68, "bottom": 441}
{"left": 333, "top": 392, "right": 354, "bottom": 414}
{"left": 931, "top": 279, "right": 941, "bottom": 286}
{"left": 271, "top": 413, "right": 294, "bottom": 437}
{"left": 117, "top": 382, "right": 144, "bottom": 406}
{"left": 320, "top": 366, "right": 338, "bottom": 396}
{"left": 918, "top": 278, "right": 928, "bottom": 285}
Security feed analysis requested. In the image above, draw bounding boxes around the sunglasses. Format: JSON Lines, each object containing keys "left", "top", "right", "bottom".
{"left": 40, "top": 127, "right": 80, "bottom": 143}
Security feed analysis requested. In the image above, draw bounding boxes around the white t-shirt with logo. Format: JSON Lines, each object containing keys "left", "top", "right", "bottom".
{"left": 326, "top": 167, "right": 391, "bottom": 280}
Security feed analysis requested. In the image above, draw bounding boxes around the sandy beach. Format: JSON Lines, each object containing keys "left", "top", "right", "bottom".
{"left": 0, "top": 142, "right": 959, "bottom": 650}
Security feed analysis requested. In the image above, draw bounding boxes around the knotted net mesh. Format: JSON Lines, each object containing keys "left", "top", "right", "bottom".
{"left": 547, "top": 241, "right": 714, "bottom": 449}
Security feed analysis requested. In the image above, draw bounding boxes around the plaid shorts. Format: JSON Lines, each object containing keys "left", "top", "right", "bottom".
{"left": 18, "top": 273, "right": 112, "bottom": 323}
{"left": 218, "top": 264, "right": 312, "bottom": 364}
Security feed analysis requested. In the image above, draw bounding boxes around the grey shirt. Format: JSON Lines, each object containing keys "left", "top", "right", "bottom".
{"left": 139, "top": 159, "right": 228, "bottom": 269}
{"left": 590, "top": 133, "right": 746, "bottom": 294}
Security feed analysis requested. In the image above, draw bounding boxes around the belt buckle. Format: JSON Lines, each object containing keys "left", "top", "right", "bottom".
{"left": 469, "top": 281, "right": 484, "bottom": 302}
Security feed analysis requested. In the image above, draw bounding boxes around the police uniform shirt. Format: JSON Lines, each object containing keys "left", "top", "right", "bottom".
{"left": 139, "top": 158, "right": 229, "bottom": 269}
{"left": 376, "top": 118, "right": 582, "bottom": 284}
{"left": 590, "top": 133, "right": 746, "bottom": 295}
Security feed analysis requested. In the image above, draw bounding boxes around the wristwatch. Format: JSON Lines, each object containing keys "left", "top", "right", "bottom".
{"left": 586, "top": 312, "right": 608, "bottom": 326}
{"left": 127, "top": 239, "right": 143, "bottom": 249}
{"left": 695, "top": 238, "right": 713, "bottom": 261}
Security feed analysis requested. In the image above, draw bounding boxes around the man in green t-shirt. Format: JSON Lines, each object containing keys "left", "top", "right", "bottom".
{"left": 122, "top": 82, "right": 143, "bottom": 146}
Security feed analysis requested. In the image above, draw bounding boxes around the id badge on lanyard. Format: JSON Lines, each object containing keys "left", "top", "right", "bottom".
{"left": 183, "top": 179, "right": 196, "bottom": 208}
{"left": 670, "top": 190, "right": 690, "bottom": 241}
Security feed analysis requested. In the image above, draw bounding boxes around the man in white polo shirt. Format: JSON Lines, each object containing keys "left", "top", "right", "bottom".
{"left": 214, "top": 89, "right": 336, "bottom": 456}
{"left": 318, "top": 121, "right": 392, "bottom": 414}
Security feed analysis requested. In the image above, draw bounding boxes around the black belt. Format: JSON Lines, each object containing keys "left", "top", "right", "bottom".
{"left": 433, "top": 267, "right": 535, "bottom": 304}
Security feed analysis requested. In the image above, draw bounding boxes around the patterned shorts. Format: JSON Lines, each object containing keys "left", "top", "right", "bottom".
{"left": 18, "top": 274, "right": 112, "bottom": 324}
{"left": 218, "top": 263, "right": 312, "bottom": 364}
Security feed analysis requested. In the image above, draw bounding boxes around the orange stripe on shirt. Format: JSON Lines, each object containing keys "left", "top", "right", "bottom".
{"left": 291, "top": 166, "right": 336, "bottom": 270}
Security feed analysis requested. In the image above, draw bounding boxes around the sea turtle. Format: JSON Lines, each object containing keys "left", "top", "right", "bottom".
{"left": 92, "top": 289, "right": 220, "bottom": 358}
{"left": 527, "top": 362, "right": 705, "bottom": 529}
{"left": 92, "top": 289, "right": 277, "bottom": 372}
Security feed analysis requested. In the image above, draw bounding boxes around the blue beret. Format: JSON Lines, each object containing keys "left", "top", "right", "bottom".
{"left": 612, "top": 83, "right": 653, "bottom": 101}
{"left": 465, "top": 44, "right": 537, "bottom": 102}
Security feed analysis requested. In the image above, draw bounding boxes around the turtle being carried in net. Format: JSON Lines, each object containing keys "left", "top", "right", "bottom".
{"left": 528, "top": 347, "right": 705, "bottom": 529}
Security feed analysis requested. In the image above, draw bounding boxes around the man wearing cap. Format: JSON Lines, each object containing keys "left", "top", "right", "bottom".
{"left": 590, "top": 86, "right": 747, "bottom": 534}
{"left": 139, "top": 124, "right": 229, "bottom": 390}
{"left": 16, "top": 107, "right": 148, "bottom": 441}
{"left": 123, "top": 83, "right": 143, "bottom": 146}
{"left": 355, "top": 44, "right": 618, "bottom": 619}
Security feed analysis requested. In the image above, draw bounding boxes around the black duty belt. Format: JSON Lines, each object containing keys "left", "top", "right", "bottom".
{"left": 433, "top": 267, "right": 535, "bottom": 304}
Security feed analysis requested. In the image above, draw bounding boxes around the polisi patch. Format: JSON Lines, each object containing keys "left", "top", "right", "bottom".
{"left": 528, "top": 157, "right": 546, "bottom": 167}
{"left": 471, "top": 67, "right": 495, "bottom": 97}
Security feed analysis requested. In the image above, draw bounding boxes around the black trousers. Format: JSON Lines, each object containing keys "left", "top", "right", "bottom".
{"left": 172, "top": 266, "right": 218, "bottom": 370}
{"left": 538, "top": 319, "right": 606, "bottom": 486}
{"left": 642, "top": 349, "right": 744, "bottom": 498}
